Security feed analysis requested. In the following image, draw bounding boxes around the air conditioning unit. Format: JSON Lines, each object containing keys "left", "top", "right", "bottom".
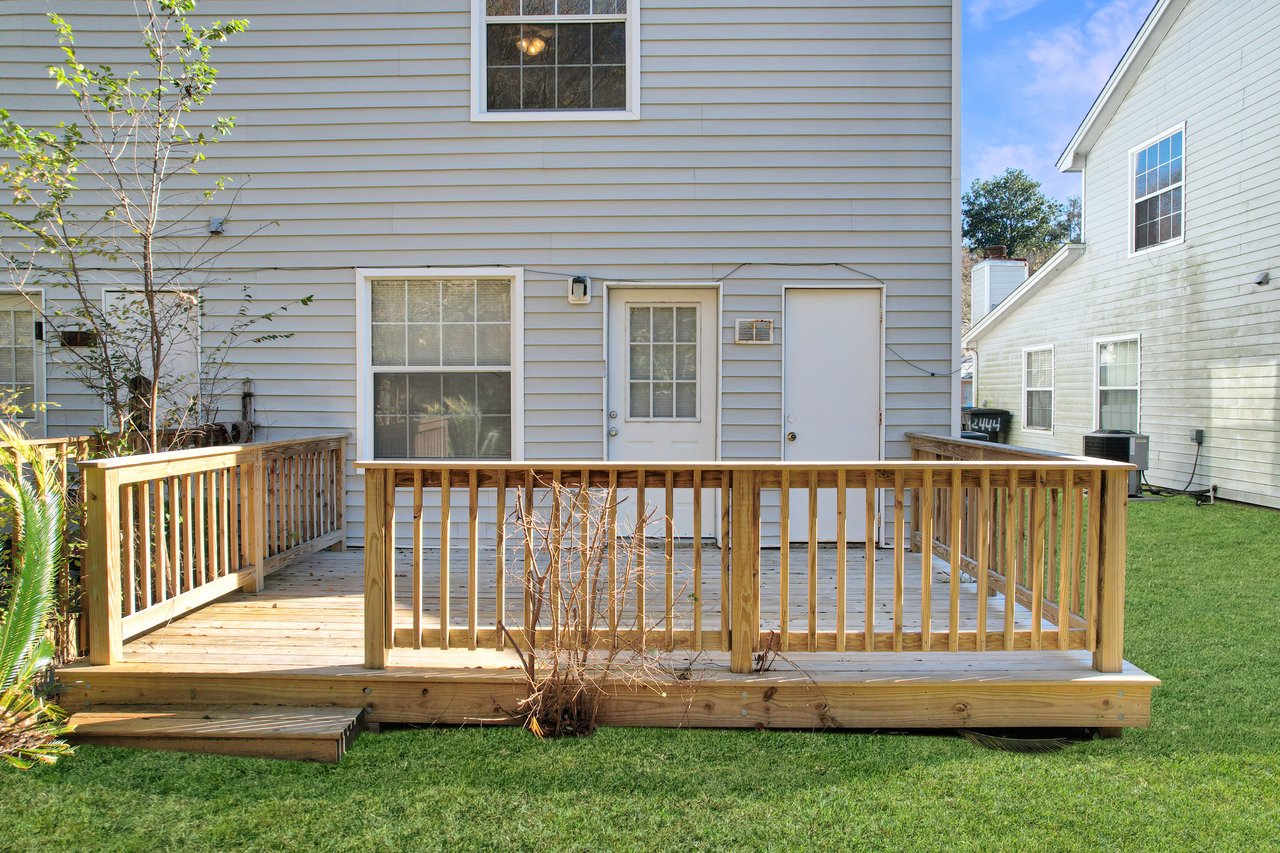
{"left": 1083, "top": 430, "right": 1149, "bottom": 497}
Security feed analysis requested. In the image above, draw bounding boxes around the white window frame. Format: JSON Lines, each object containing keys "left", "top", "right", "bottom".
{"left": 0, "top": 290, "right": 46, "bottom": 433}
{"left": 355, "top": 267, "right": 525, "bottom": 461}
{"left": 470, "top": 0, "right": 641, "bottom": 122}
{"left": 1128, "top": 122, "right": 1186, "bottom": 257}
{"left": 1093, "top": 333, "right": 1141, "bottom": 432}
{"left": 1021, "top": 344, "right": 1054, "bottom": 433}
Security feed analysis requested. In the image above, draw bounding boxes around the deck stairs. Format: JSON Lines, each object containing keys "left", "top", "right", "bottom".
{"left": 66, "top": 705, "right": 367, "bottom": 763}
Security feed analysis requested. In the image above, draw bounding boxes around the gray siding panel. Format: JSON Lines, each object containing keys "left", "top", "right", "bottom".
{"left": 1, "top": 0, "right": 957, "bottom": 538}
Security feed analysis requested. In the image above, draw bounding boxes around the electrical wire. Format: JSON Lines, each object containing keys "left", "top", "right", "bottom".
{"left": 1142, "top": 442, "right": 1211, "bottom": 499}
{"left": 10, "top": 259, "right": 960, "bottom": 376}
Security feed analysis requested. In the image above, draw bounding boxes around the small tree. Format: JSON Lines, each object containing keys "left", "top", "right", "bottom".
{"left": 0, "top": 1, "right": 310, "bottom": 452}
{"left": 962, "top": 169, "right": 1073, "bottom": 260}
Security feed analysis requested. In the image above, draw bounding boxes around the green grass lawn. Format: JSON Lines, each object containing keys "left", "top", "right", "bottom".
{"left": 4, "top": 497, "right": 1278, "bottom": 851}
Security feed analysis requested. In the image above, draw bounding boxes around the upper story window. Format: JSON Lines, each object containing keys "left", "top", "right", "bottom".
{"left": 1131, "top": 126, "right": 1184, "bottom": 253}
{"left": 1022, "top": 346, "right": 1054, "bottom": 431}
{"left": 474, "top": 0, "right": 636, "bottom": 121}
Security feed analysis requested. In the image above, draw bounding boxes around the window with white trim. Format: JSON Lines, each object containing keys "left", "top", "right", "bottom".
{"left": 0, "top": 308, "right": 37, "bottom": 416}
{"left": 1132, "top": 127, "right": 1184, "bottom": 252}
{"left": 370, "top": 278, "right": 513, "bottom": 459}
{"left": 1097, "top": 338, "right": 1139, "bottom": 432}
{"left": 1023, "top": 347, "right": 1053, "bottom": 431}
{"left": 478, "top": 0, "right": 632, "bottom": 115}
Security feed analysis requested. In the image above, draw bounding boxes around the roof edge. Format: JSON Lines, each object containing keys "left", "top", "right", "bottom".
{"left": 963, "top": 243, "right": 1086, "bottom": 344}
{"left": 1056, "top": 0, "right": 1191, "bottom": 172}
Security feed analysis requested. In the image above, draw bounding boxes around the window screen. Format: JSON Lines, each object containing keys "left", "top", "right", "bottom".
{"left": 1133, "top": 129, "right": 1184, "bottom": 252}
{"left": 1024, "top": 348, "right": 1053, "bottom": 431}
{"left": 1098, "top": 338, "right": 1139, "bottom": 432}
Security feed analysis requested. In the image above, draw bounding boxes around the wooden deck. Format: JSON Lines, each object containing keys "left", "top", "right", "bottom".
{"left": 58, "top": 550, "right": 1158, "bottom": 731}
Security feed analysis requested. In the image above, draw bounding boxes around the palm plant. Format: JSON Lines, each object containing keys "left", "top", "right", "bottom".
{"left": 0, "top": 423, "right": 74, "bottom": 769}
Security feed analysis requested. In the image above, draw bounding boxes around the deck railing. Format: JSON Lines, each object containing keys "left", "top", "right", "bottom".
{"left": 359, "top": 449, "right": 1132, "bottom": 674}
{"left": 80, "top": 434, "right": 347, "bottom": 664}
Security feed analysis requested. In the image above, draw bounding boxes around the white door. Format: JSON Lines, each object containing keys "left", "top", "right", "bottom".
{"left": 607, "top": 288, "right": 718, "bottom": 538}
{"left": 0, "top": 295, "right": 46, "bottom": 436}
{"left": 783, "top": 288, "right": 881, "bottom": 543}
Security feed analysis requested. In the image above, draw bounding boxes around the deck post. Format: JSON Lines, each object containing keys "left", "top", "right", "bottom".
{"left": 364, "top": 467, "right": 391, "bottom": 669}
{"left": 246, "top": 447, "right": 267, "bottom": 593}
{"left": 1093, "top": 468, "right": 1129, "bottom": 673}
{"left": 729, "top": 470, "right": 760, "bottom": 673}
{"left": 84, "top": 466, "right": 123, "bottom": 665}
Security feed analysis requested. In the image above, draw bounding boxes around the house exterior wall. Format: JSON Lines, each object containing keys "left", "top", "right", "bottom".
{"left": 968, "top": 0, "right": 1280, "bottom": 509}
{"left": 0, "top": 0, "right": 959, "bottom": 538}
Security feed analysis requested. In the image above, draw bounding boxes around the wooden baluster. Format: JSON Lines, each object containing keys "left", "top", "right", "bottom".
{"left": 1030, "top": 469, "right": 1047, "bottom": 650}
{"left": 1049, "top": 486, "right": 1060, "bottom": 609}
{"left": 977, "top": 470, "right": 991, "bottom": 651}
{"left": 221, "top": 467, "right": 232, "bottom": 580}
{"left": 720, "top": 474, "right": 730, "bottom": 648}
{"left": 665, "top": 470, "right": 674, "bottom": 650}
{"left": 169, "top": 477, "right": 182, "bottom": 594}
{"left": 123, "top": 485, "right": 136, "bottom": 616}
{"left": 523, "top": 473, "right": 535, "bottom": 650}
{"left": 1003, "top": 471, "right": 1018, "bottom": 649}
{"left": 183, "top": 474, "right": 195, "bottom": 593}
{"left": 807, "top": 471, "right": 817, "bottom": 650}
{"left": 196, "top": 472, "right": 207, "bottom": 583}
{"left": 865, "top": 470, "right": 876, "bottom": 652}
{"left": 440, "top": 468, "right": 451, "bottom": 650}
{"left": 495, "top": 470, "right": 506, "bottom": 651}
{"left": 607, "top": 470, "right": 619, "bottom": 638}
{"left": 412, "top": 469, "right": 423, "bottom": 650}
{"left": 635, "top": 468, "right": 645, "bottom": 650}
{"left": 892, "top": 470, "right": 905, "bottom": 652}
{"left": 154, "top": 479, "right": 168, "bottom": 602}
{"left": 1071, "top": 485, "right": 1085, "bottom": 615}
{"left": 1058, "top": 472, "right": 1075, "bottom": 650}
{"left": 949, "top": 468, "right": 962, "bottom": 652}
{"left": 836, "top": 469, "right": 847, "bottom": 652}
{"left": 692, "top": 469, "right": 703, "bottom": 652}
{"left": 779, "top": 469, "right": 790, "bottom": 652}
{"left": 580, "top": 468, "right": 591, "bottom": 649}
{"left": 468, "top": 470, "right": 480, "bottom": 650}
{"left": 920, "top": 468, "right": 933, "bottom": 651}
{"left": 549, "top": 469, "right": 562, "bottom": 643}
{"left": 204, "top": 474, "right": 216, "bottom": 583}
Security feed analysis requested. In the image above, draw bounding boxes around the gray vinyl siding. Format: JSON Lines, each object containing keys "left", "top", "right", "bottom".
{"left": 0, "top": 0, "right": 957, "bottom": 539}
{"left": 969, "top": 0, "right": 1280, "bottom": 509}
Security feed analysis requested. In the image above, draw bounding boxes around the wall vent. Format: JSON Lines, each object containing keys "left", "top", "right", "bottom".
{"left": 735, "top": 318, "right": 774, "bottom": 344}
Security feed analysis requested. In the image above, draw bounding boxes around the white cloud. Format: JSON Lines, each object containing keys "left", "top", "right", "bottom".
{"left": 968, "top": 0, "right": 1048, "bottom": 28}
{"left": 1025, "top": 0, "right": 1155, "bottom": 99}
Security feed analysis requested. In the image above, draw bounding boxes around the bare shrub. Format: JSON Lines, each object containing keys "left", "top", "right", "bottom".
{"left": 500, "top": 479, "right": 684, "bottom": 738}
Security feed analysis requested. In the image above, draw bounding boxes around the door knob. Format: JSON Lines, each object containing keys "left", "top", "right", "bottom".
{"left": 609, "top": 427, "right": 619, "bottom": 437}
{"left": 787, "top": 432, "right": 798, "bottom": 442}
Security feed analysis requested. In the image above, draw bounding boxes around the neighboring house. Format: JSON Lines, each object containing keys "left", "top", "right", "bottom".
{"left": 0, "top": 1, "right": 961, "bottom": 542}
{"left": 964, "top": 0, "right": 1280, "bottom": 510}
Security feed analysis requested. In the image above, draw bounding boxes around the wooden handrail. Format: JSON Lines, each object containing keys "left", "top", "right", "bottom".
{"left": 360, "top": 454, "right": 1133, "bottom": 674}
{"left": 83, "top": 434, "right": 348, "bottom": 665}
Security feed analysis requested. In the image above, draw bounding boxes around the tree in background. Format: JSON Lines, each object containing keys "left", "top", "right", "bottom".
{"left": 962, "top": 168, "right": 1075, "bottom": 262}
{"left": 0, "top": 1, "right": 310, "bottom": 453}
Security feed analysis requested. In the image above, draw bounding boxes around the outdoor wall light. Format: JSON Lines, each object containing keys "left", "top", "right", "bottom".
{"left": 568, "top": 275, "right": 592, "bottom": 305}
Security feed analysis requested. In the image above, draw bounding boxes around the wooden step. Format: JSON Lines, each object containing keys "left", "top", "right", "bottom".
{"left": 67, "top": 705, "right": 366, "bottom": 763}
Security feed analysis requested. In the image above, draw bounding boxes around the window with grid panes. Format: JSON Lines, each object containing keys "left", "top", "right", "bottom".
{"left": 0, "top": 309, "right": 36, "bottom": 417}
{"left": 1133, "top": 128, "right": 1184, "bottom": 252}
{"left": 370, "top": 279, "right": 513, "bottom": 459}
{"left": 1097, "top": 338, "right": 1139, "bottom": 432}
{"left": 1023, "top": 347, "right": 1053, "bottom": 431}
{"left": 627, "top": 304, "right": 698, "bottom": 420}
{"left": 482, "top": 0, "right": 630, "bottom": 113}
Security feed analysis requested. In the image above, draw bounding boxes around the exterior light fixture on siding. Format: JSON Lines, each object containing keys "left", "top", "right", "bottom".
{"left": 568, "top": 276, "right": 592, "bottom": 305}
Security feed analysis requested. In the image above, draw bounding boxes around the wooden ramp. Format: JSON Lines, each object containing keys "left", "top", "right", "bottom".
{"left": 67, "top": 705, "right": 366, "bottom": 763}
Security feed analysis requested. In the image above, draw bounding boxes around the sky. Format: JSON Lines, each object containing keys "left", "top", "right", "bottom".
{"left": 963, "top": 0, "right": 1160, "bottom": 202}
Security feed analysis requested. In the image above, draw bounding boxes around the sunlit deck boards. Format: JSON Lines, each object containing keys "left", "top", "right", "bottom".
{"left": 57, "top": 552, "right": 1157, "bottom": 731}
